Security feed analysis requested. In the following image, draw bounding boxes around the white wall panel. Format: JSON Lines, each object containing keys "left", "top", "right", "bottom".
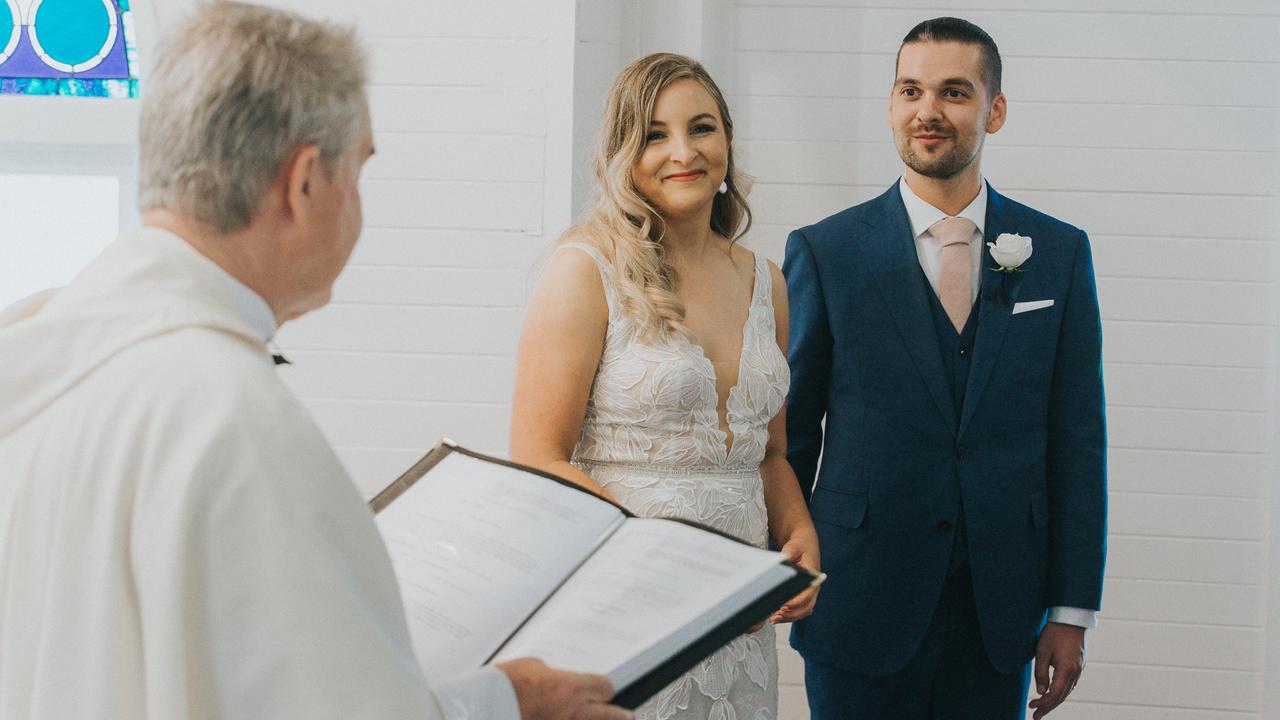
{"left": 280, "top": 305, "right": 523, "bottom": 354}
{"left": 1088, "top": 620, "right": 1264, "bottom": 671}
{"left": 306, "top": 398, "right": 509, "bottom": 451}
{"left": 368, "top": 86, "right": 545, "bottom": 135}
{"left": 733, "top": 7, "right": 1280, "bottom": 62}
{"left": 334, "top": 447, "right": 437, "bottom": 497}
{"left": 366, "top": 134, "right": 544, "bottom": 182}
{"left": 1109, "top": 493, "right": 1267, "bottom": 541}
{"left": 1109, "top": 448, "right": 1268, "bottom": 498}
{"left": 261, "top": 0, "right": 551, "bottom": 39}
{"left": 350, "top": 229, "right": 545, "bottom": 268}
{"left": 332, "top": 266, "right": 527, "bottom": 307}
{"left": 571, "top": 0, "right": 628, "bottom": 218}
{"left": 1097, "top": 278, "right": 1272, "bottom": 326}
{"left": 1050, "top": 704, "right": 1259, "bottom": 720}
{"left": 368, "top": 39, "right": 545, "bottom": 87}
{"left": 1070, "top": 664, "right": 1262, "bottom": 713}
{"left": 1101, "top": 321, "right": 1273, "bottom": 368}
{"left": 1106, "top": 536, "right": 1263, "bottom": 585}
{"left": 360, "top": 179, "right": 542, "bottom": 231}
{"left": 1104, "top": 364, "right": 1273, "bottom": 413}
{"left": 283, "top": 352, "right": 514, "bottom": 403}
{"left": 1109, "top": 407, "right": 1270, "bottom": 454}
{"left": 1103, "top": 578, "right": 1267, "bottom": 626}
{"left": 1092, "top": 237, "right": 1271, "bottom": 283}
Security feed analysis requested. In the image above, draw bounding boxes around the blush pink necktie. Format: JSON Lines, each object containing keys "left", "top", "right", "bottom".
{"left": 931, "top": 217, "right": 977, "bottom": 331}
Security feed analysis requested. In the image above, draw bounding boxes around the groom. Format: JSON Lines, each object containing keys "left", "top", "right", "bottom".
{"left": 783, "top": 17, "right": 1106, "bottom": 720}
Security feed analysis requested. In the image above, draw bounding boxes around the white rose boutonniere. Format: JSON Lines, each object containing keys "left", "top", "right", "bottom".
{"left": 988, "top": 233, "right": 1032, "bottom": 272}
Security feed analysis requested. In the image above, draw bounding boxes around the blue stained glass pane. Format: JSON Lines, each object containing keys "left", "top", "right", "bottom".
{"left": 63, "top": 78, "right": 103, "bottom": 95}
{"left": 117, "top": 0, "right": 128, "bottom": 9}
{"left": 2, "top": 76, "right": 135, "bottom": 97}
{"left": 0, "top": 5, "right": 14, "bottom": 56}
{"left": 102, "top": 77, "right": 132, "bottom": 97}
{"left": 14, "top": 77, "right": 58, "bottom": 94}
{"left": 34, "top": 0, "right": 112, "bottom": 67}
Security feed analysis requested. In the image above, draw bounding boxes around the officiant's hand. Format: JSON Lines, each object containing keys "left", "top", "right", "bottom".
{"left": 769, "top": 531, "right": 821, "bottom": 625}
{"left": 496, "top": 658, "right": 632, "bottom": 720}
{"left": 1028, "top": 622, "right": 1086, "bottom": 719}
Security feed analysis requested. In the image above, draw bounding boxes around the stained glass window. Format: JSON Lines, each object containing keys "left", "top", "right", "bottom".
{"left": 0, "top": 0, "right": 137, "bottom": 98}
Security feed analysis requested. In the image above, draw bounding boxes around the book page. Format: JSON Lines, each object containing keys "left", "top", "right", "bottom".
{"left": 376, "top": 451, "right": 625, "bottom": 677}
{"left": 491, "top": 518, "right": 793, "bottom": 689}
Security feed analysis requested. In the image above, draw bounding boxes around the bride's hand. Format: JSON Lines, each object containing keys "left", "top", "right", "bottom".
{"left": 769, "top": 532, "right": 821, "bottom": 624}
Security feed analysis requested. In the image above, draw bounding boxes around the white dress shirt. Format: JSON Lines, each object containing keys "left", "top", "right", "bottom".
{"left": 214, "top": 265, "right": 278, "bottom": 343}
{"left": 899, "top": 176, "right": 986, "bottom": 304}
{"left": 898, "top": 178, "right": 1098, "bottom": 631}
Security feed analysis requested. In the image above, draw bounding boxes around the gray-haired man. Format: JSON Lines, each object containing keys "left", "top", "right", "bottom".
{"left": 0, "top": 3, "right": 628, "bottom": 719}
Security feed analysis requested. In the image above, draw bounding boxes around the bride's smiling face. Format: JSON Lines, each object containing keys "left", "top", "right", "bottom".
{"left": 631, "top": 79, "right": 729, "bottom": 220}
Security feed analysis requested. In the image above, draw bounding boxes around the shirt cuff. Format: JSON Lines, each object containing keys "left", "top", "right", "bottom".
{"left": 432, "top": 666, "right": 520, "bottom": 720}
{"left": 1048, "top": 606, "right": 1098, "bottom": 629}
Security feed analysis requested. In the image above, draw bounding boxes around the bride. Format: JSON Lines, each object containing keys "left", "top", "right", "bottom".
{"left": 508, "top": 53, "right": 820, "bottom": 720}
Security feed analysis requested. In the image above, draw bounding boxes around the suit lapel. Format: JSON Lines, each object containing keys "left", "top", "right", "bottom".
{"left": 854, "top": 185, "right": 956, "bottom": 434}
{"left": 958, "top": 185, "right": 1023, "bottom": 437}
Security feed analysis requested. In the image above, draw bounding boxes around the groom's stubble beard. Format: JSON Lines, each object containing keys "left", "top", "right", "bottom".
{"left": 897, "top": 116, "right": 987, "bottom": 180}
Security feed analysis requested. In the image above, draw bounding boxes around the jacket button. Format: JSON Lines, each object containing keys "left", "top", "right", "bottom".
{"left": 955, "top": 445, "right": 969, "bottom": 459}
{"left": 936, "top": 520, "right": 952, "bottom": 532}
{"left": 958, "top": 346, "right": 969, "bottom": 358}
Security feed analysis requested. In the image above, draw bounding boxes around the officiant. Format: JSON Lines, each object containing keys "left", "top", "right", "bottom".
{"left": 0, "top": 3, "right": 628, "bottom": 719}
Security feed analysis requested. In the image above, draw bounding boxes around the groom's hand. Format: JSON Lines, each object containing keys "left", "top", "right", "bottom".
{"left": 1028, "top": 622, "right": 1086, "bottom": 719}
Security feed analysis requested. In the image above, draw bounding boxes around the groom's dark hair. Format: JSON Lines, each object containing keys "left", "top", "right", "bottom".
{"left": 897, "top": 17, "right": 1002, "bottom": 95}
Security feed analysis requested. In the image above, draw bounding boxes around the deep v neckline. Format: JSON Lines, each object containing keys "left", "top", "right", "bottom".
{"left": 675, "top": 252, "right": 762, "bottom": 463}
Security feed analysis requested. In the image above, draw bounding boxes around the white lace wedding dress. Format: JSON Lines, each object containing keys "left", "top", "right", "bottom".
{"left": 563, "top": 243, "right": 790, "bottom": 720}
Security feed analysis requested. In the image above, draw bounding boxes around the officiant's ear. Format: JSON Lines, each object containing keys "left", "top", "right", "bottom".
{"left": 281, "top": 143, "right": 324, "bottom": 221}
{"left": 985, "top": 92, "right": 1007, "bottom": 134}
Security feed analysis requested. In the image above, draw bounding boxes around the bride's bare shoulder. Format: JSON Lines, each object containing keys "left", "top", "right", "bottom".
{"left": 532, "top": 232, "right": 612, "bottom": 323}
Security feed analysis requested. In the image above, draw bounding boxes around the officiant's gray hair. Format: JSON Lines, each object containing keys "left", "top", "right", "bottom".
{"left": 138, "top": 1, "right": 367, "bottom": 233}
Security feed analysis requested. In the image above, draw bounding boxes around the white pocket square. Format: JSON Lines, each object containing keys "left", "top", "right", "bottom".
{"left": 1012, "top": 299, "right": 1054, "bottom": 315}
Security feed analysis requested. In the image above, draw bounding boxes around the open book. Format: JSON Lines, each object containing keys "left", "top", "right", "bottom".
{"left": 370, "top": 439, "right": 821, "bottom": 709}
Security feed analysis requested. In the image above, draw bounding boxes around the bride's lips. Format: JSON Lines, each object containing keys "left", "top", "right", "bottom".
{"left": 664, "top": 170, "right": 706, "bottom": 182}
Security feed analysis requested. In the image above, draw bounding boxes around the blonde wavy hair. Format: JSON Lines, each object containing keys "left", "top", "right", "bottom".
{"left": 564, "top": 53, "right": 752, "bottom": 341}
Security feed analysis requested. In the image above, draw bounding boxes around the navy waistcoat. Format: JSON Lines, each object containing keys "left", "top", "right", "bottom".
{"left": 923, "top": 278, "right": 981, "bottom": 570}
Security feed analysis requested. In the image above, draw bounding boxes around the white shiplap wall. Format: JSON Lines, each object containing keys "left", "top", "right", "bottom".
{"left": 261, "top": 0, "right": 574, "bottom": 497}
{"left": 724, "top": 2, "right": 1279, "bottom": 718}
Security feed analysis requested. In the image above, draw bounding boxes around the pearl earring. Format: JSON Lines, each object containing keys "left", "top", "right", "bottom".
{"left": 718, "top": 181, "right": 728, "bottom": 194}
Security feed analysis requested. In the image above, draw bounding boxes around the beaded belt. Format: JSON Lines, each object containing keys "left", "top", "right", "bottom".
{"left": 573, "top": 458, "right": 759, "bottom": 477}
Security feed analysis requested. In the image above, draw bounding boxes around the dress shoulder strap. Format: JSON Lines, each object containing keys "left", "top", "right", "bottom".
{"left": 751, "top": 250, "right": 773, "bottom": 309}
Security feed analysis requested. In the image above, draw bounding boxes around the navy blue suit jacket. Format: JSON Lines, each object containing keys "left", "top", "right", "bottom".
{"left": 784, "top": 182, "right": 1107, "bottom": 675}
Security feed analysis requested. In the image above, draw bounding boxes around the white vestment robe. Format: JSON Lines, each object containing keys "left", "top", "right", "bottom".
{"left": 0, "top": 229, "right": 518, "bottom": 719}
